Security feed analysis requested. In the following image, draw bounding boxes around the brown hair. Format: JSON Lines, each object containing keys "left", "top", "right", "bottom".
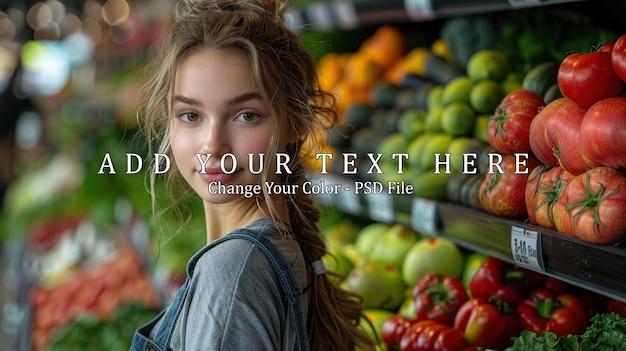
{"left": 137, "top": 0, "right": 376, "bottom": 350}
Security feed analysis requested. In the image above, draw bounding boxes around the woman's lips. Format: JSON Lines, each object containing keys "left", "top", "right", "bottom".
{"left": 197, "top": 167, "right": 242, "bottom": 183}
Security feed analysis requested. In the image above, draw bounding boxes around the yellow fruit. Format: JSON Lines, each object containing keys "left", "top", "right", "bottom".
{"left": 431, "top": 38, "right": 455, "bottom": 63}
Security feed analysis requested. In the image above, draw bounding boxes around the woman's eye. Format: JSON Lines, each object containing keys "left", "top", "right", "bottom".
{"left": 178, "top": 112, "right": 200, "bottom": 122}
{"left": 236, "top": 112, "right": 261, "bottom": 123}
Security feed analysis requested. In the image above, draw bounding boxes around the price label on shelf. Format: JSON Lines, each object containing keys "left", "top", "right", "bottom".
{"left": 336, "top": 179, "right": 362, "bottom": 215}
{"left": 510, "top": 226, "right": 544, "bottom": 272}
{"left": 367, "top": 193, "right": 394, "bottom": 223}
{"left": 411, "top": 197, "right": 438, "bottom": 236}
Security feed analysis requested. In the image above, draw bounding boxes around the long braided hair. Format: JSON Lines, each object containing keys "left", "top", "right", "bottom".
{"left": 138, "top": 0, "right": 376, "bottom": 350}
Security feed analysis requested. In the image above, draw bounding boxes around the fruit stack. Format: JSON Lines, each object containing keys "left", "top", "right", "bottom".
{"left": 317, "top": 21, "right": 626, "bottom": 246}
{"left": 318, "top": 211, "right": 626, "bottom": 350}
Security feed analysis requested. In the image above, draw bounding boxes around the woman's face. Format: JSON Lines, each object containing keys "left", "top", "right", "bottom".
{"left": 170, "top": 48, "right": 290, "bottom": 204}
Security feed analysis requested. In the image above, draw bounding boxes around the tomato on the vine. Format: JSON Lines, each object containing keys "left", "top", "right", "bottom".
{"left": 612, "top": 34, "right": 626, "bottom": 82}
{"left": 479, "top": 153, "right": 542, "bottom": 218}
{"left": 487, "top": 89, "right": 546, "bottom": 154}
{"left": 525, "top": 165, "right": 574, "bottom": 230}
{"left": 564, "top": 167, "right": 626, "bottom": 244}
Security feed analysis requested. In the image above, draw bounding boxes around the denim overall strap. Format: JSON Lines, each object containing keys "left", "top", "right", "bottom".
{"left": 217, "top": 228, "right": 310, "bottom": 351}
{"left": 130, "top": 277, "right": 191, "bottom": 351}
{"left": 130, "top": 226, "right": 310, "bottom": 351}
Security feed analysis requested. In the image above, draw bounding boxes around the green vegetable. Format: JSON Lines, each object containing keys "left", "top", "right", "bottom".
{"left": 580, "top": 313, "right": 626, "bottom": 351}
{"left": 440, "top": 15, "right": 500, "bottom": 67}
{"left": 46, "top": 303, "right": 159, "bottom": 351}
{"left": 506, "top": 330, "right": 578, "bottom": 351}
{"left": 495, "top": 10, "right": 618, "bottom": 76}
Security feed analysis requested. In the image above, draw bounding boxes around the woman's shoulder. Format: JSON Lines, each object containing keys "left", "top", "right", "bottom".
{"left": 189, "top": 219, "right": 297, "bottom": 278}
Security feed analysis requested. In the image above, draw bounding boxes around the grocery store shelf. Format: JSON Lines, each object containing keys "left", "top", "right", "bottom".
{"left": 311, "top": 174, "right": 626, "bottom": 303}
{"left": 437, "top": 202, "right": 626, "bottom": 303}
{"left": 287, "top": 0, "right": 590, "bottom": 31}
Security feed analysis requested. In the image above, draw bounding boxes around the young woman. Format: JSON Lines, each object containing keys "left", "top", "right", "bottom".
{"left": 130, "top": 0, "right": 376, "bottom": 350}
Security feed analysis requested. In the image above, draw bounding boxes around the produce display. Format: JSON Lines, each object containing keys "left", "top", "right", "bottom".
{"left": 318, "top": 210, "right": 626, "bottom": 350}
{"left": 310, "top": 7, "right": 626, "bottom": 351}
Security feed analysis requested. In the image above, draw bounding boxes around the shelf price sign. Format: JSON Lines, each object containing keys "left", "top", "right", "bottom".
{"left": 367, "top": 193, "right": 394, "bottom": 223}
{"left": 510, "top": 225, "right": 545, "bottom": 272}
{"left": 336, "top": 178, "right": 362, "bottom": 215}
{"left": 411, "top": 197, "right": 438, "bottom": 236}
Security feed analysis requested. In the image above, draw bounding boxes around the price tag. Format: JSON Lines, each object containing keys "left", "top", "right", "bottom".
{"left": 305, "top": 2, "right": 334, "bottom": 31}
{"left": 337, "top": 179, "right": 362, "bottom": 215}
{"left": 331, "top": 0, "right": 359, "bottom": 29}
{"left": 404, "top": 0, "right": 435, "bottom": 21}
{"left": 411, "top": 197, "right": 438, "bottom": 236}
{"left": 367, "top": 193, "right": 394, "bottom": 223}
{"left": 510, "top": 226, "right": 544, "bottom": 272}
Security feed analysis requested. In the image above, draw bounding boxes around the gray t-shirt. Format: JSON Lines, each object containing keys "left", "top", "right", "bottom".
{"left": 153, "top": 219, "right": 311, "bottom": 350}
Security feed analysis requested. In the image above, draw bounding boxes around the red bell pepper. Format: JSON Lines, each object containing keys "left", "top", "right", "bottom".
{"left": 453, "top": 297, "right": 520, "bottom": 350}
{"left": 412, "top": 273, "right": 469, "bottom": 326}
{"left": 382, "top": 314, "right": 416, "bottom": 349}
{"left": 516, "top": 288, "right": 589, "bottom": 337}
{"left": 399, "top": 320, "right": 470, "bottom": 351}
{"left": 469, "top": 257, "right": 544, "bottom": 307}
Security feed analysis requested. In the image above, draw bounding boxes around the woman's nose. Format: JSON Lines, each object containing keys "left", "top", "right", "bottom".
{"left": 200, "top": 121, "right": 229, "bottom": 156}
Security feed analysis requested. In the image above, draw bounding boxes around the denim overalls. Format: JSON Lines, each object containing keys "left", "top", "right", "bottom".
{"left": 129, "top": 227, "right": 310, "bottom": 351}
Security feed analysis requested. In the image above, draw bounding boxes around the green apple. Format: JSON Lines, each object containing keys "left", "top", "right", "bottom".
{"left": 355, "top": 222, "right": 390, "bottom": 258}
{"left": 369, "top": 224, "right": 420, "bottom": 268}
{"left": 323, "top": 217, "right": 360, "bottom": 249}
{"left": 347, "top": 260, "right": 406, "bottom": 311}
{"left": 322, "top": 248, "right": 354, "bottom": 283}
{"left": 402, "top": 237, "right": 464, "bottom": 287}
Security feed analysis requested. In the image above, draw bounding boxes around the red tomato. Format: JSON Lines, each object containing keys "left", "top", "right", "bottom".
{"left": 552, "top": 195, "right": 574, "bottom": 236}
{"left": 487, "top": 89, "right": 546, "bottom": 154}
{"left": 542, "top": 98, "right": 589, "bottom": 175}
{"left": 479, "top": 153, "right": 542, "bottom": 218}
{"left": 400, "top": 320, "right": 440, "bottom": 351}
{"left": 529, "top": 99, "right": 564, "bottom": 166}
{"left": 557, "top": 51, "right": 624, "bottom": 108}
{"left": 414, "top": 323, "right": 449, "bottom": 350}
{"left": 601, "top": 42, "right": 614, "bottom": 53}
{"left": 612, "top": 34, "right": 626, "bottom": 82}
{"left": 433, "top": 328, "right": 470, "bottom": 351}
{"left": 454, "top": 298, "right": 520, "bottom": 350}
{"left": 525, "top": 165, "right": 573, "bottom": 229}
{"left": 382, "top": 314, "right": 417, "bottom": 348}
{"left": 563, "top": 167, "right": 626, "bottom": 244}
{"left": 580, "top": 97, "right": 626, "bottom": 169}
